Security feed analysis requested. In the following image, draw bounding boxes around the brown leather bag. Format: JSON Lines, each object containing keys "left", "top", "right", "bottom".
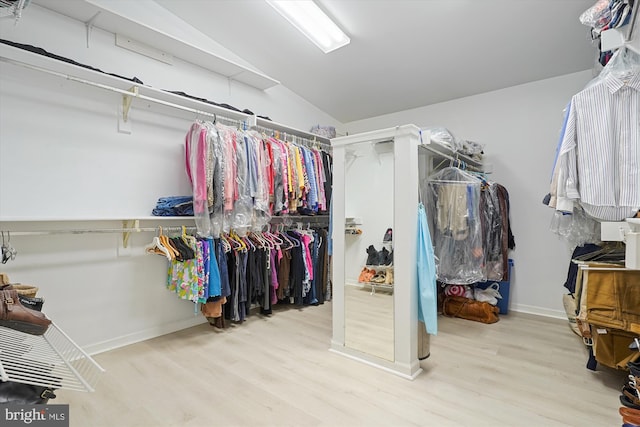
{"left": 443, "top": 296, "right": 499, "bottom": 324}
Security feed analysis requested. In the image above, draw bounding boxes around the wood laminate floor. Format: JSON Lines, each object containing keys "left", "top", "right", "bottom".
{"left": 57, "top": 302, "right": 628, "bottom": 427}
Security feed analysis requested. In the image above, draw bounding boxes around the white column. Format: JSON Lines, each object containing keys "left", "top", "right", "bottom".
{"left": 393, "top": 125, "right": 421, "bottom": 378}
{"left": 331, "top": 145, "right": 346, "bottom": 349}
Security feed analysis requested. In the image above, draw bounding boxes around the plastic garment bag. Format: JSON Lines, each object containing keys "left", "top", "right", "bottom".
{"left": 599, "top": 47, "right": 640, "bottom": 79}
{"left": 417, "top": 202, "right": 438, "bottom": 335}
{"left": 425, "top": 167, "right": 484, "bottom": 284}
{"left": 480, "top": 183, "right": 504, "bottom": 281}
{"left": 250, "top": 132, "right": 272, "bottom": 231}
{"left": 206, "top": 122, "right": 225, "bottom": 238}
{"left": 185, "top": 121, "right": 212, "bottom": 237}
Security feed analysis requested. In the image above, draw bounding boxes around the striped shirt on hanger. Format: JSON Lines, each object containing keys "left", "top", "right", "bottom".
{"left": 555, "top": 71, "right": 640, "bottom": 221}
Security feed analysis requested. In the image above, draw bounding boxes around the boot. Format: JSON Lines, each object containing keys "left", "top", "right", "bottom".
{"left": 0, "top": 284, "right": 44, "bottom": 311}
{"left": 0, "top": 289, "right": 51, "bottom": 335}
{"left": 366, "top": 245, "right": 380, "bottom": 265}
{"left": 380, "top": 248, "right": 393, "bottom": 266}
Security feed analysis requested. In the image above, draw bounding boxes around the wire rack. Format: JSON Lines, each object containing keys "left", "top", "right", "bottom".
{"left": 0, "top": 323, "right": 105, "bottom": 392}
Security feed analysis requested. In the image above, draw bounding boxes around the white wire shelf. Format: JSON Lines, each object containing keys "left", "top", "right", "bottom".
{"left": 0, "top": 323, "right": 105, "bottom": 393}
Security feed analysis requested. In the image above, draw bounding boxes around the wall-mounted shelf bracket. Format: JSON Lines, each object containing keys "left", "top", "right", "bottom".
{"left": 122, "top": 219, "right": 140, "bottom": 248}
{"left": 122, "top": 86, "right": 138, "bottom": 123}
{"left": 84, "top": 11, "right": 101, "bottom": 48}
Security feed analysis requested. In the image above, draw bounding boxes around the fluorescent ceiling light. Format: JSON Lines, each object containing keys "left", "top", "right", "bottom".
{"left": 266, "top": 0, "right": 350, "bottom": 53}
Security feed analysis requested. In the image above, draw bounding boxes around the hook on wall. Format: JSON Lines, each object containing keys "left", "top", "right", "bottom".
{"left": 1, "top": 231, "right": 17, "bottom": 264}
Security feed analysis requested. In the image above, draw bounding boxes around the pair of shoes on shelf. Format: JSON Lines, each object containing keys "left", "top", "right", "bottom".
{"left": 0, "top": 287, "right": 51, "bottom": 335}
{"left": 358, "top": 267, "right": 376, "bottom": 283}
{"left": 365, "top": 245, "right": 393, "bottom": 266}
{"left": 371, "top": 271, "right": 386, "bottom": 284}
{"left": 370, "top": 268, "right": 394, "bottom": 285}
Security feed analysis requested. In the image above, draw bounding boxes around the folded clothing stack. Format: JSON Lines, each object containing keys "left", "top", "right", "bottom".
{"left": 152, "top": 196, "right": 194, "bottom": 216}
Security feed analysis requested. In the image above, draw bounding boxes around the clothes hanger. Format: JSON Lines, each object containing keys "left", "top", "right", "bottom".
{"left": 242, "top": 235, "right": 256, "bottom": 251}
{"left": 219, "top": 234, "right": 232, "bottom": 253}
{"left": 265, "top": 230, "right": 284, "bottom": 248}
{"left": 223, "top": 232, "right": 241, "bottom": 251}
{"left": 159, "top": 234, "right": 180, "bottom": 260}
{"left": 229, "top": 230, "right": 247, "bottom": 252}
{"left": 248, "top": 232, "right": 267, "bottom": 250}
{"left": 573, "top": 242, "right": 625, "bottom": 262}
{"left": 275, "top": 226, "right": 294, "bottom": 250}
{"left": 1, "top": 231, "right": 17, "bottom": 264}
{"left": 145, "top": 227, "right": 172, "bottom": 260}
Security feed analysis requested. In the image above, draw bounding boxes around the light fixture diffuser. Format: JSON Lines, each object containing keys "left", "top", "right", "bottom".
{"left": 266, "top": 0, "right": 350, "bottom": 53}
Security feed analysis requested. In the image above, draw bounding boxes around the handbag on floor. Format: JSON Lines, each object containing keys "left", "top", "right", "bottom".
{"left": 442, "top": 296, "right": 499, "bottom": 324}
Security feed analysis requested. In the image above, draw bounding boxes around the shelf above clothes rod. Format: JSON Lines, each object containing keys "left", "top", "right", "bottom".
{"left": 0, "top": 42, "right": 252, "bottom": 124}
{"left": 0, "top": 42, "right": 330, "bottom": 144}
{"left": 419, "top": 143, "right": 484, "bottom": 172}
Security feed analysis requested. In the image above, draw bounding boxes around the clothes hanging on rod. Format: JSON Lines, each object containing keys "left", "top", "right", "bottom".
{"left": 221, "top": 226, "right": 329, "bottom": 324}
{"left": 580, "top": 0, "right": 637, "bottom": 65}
{"left": 479, "top": 182, "right": 515, "bottom": 281}
{"left": 549, "top": 47, "right": 640, "bottom": 225}
{"left": 185, "top": 120, "right": 333, "bottom": 238}
{"left": 422, "top": 166, "right": 515, "bottom": 285}
{"left": 423, "top": 167, "right": 484, "bottom": 284}
{"left": 146, "top": 226, "right": 331, "bottom": 326}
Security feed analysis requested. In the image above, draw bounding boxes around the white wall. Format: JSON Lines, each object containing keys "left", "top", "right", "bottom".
{"left": 0, "top": 5, "right": 341, "bottom": 353}
{"left": 344, "top": 70, "right": 595, "bottom": 317}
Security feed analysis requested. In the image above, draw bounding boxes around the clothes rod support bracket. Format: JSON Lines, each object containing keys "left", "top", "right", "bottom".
{"left": 121, "top": 219, "right": 140, "bottom": 249}
{"left": 122, "top": 86, "right": 138, "bottom": 123}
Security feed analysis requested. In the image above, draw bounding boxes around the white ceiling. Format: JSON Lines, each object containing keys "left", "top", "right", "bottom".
{"left": 153, "top": 0, "right": 597, "bottom": 123}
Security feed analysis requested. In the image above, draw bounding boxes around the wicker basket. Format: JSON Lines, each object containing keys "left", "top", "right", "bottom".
{"left": 9, "top": 284, "right": 38, "bottom": 298}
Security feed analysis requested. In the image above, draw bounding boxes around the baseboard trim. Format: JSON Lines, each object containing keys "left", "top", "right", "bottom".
{"left": 511, "top": 304, "right": 566, "bottom": 320}
{"left": 83, "top": 316, "right": 207, "bottom": 355}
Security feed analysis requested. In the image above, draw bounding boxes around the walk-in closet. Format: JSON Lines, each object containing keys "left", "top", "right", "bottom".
{"left": 1, "top": 1, "right": 639, "bottom": 426}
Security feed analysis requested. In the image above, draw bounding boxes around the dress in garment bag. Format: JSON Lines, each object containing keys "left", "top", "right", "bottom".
{"left": 417, "top": 203, "right": 438, "bottom": 335}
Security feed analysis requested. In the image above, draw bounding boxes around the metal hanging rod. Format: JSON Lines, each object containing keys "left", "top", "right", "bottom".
{"left": 254, "top": 125, "right": 331, "bottom": 149}
{"left": 1, "top": 216, "right": 330, "bottom": 236}
{"left": 215, "top": 115, "right": 246, "bottom": 128}
{"left": 0, "top": 225, "right": 195, "bottom": 237}
{"left": 270, "top": 215, "right": 330, "bottom": 224}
